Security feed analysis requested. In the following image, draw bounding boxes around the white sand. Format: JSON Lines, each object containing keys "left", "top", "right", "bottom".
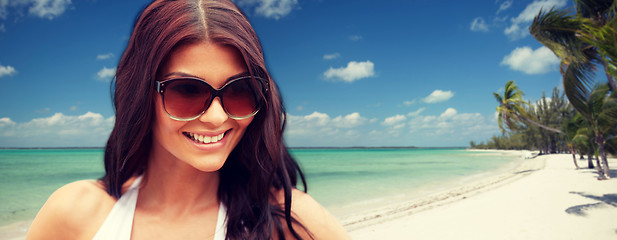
{"left": 347, "top": 154, "right": 617, "bottom": 240}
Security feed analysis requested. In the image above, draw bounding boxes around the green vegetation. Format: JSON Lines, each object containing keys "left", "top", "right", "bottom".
{"left": 472, "top": 85, "right": 573, "bottom": 154}
{"left": 473, "top": 0, "right": 617, "bottom": 179}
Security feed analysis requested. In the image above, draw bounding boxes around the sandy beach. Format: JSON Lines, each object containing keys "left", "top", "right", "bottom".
{"left": 347, "top": 153, "right": 617, "bottom": 239}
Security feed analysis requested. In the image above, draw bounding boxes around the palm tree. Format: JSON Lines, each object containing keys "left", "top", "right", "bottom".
{"left": 530, "top": 0, "right": 617, "bottom": 93}
{"left": 565, "top": 110, "right": 582, "bottom": 169}
{"left": 494, "top": 80, "right": 564, "bottom": 134}
{"left": 572, "top": 84, "right": 617, "bottom": 179}
{"left": 570, "top": 113, "right": 597, "bottom": 169}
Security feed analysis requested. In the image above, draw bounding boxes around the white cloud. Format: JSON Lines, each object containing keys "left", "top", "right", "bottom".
{"left": 440, "top": 108, "right": 458, "bottom": 118}
{"left": 97, "top": 66, "right": 116, "bottom": 81}
{"left": 505, "top": 0, "right": 567, "bottom": 40}
{"left": 287, "top": 111, "right": 366, "bottom": 130}
{"left": 407, "top": 108, "right": 425, "bottom": 117}
{"left": 494, "top": 15, "right": 508, "bottom": 23}
{"left": 0, "top": 1, "right": 7, "bottom": 19}
{"left": 0, "top": 23, "right": 5, "bottom": 32}
{"left": 0, "top": 117, "right": 16, "bottom": 127}
{"left": 497, "top": 0, "right": 513, "bottom": 14}
{"left": 501, "top": 46, "right": 560, "bottom": 74}
{"left": 504, "top": 24, "right": 524, "bottom": 39}
{"left": 423, "top": 90, "right": 454, "bottom": 103}
{"left": 382, "top": 115, "right": 407, "bottom": 134}
{"left": 470, "top": 17, "right": 489, "bottom": 32}
{"left": 403, "top": 100, "right": 416, "bottom": 106}
{"left": 301, "top": 111, "right": 330, "bottom": 126}
{"left": 332, "top": 112, "right": 365, "bottom": 128}
{"left": 323, "top": 61, "right": 375, "bottom": 83}
{"left": 282, "top": 107, "right": 499, "bottom": 147}
{"left": 383, "top": 114, "right": 407, "bottom": 126}
{"left": 323, "top": 53, "right": 340, "bottom": 60}
{"left": 236, "top": 0, "right": 298, "bottom": 19}
{"left": 29, "top": 0, "right": 71, "bottom": 19}
{"left": 285, "top": 111, "right": 367, "bottom": 146}
{"left": 0, "top": 112, "right": 114, "bottom": 147}
{"left": 97, "top": 53, "right": 114, "bottom": 60}
{"left": 0, "top": 65, "right": 17, "bottom": 77}
{"left": 1, "top": 0, "right": 72, "bottom": 20}
{"left": 408, "top": 108, "right": 498, "bottom": 137}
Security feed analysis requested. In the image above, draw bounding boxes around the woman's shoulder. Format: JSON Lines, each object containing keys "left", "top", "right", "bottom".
{"left": 26, "top": 179, "right": 117, "bottom": 239}
{"left": 273, "top": 188, "right": 351, "bottom": 240}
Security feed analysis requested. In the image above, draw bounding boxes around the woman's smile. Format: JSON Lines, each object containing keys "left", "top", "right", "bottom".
{"left": 184, "top": 131, "right": 227, "bottom": 144}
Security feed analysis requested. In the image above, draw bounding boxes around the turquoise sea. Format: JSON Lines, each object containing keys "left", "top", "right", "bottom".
{"left": 0, "top": 148, "right": 521, "bottom": 230}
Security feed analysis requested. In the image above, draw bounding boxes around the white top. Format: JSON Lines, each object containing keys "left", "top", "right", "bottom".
{"left": 92, "top": 177, "right": 227, "bottom": 240}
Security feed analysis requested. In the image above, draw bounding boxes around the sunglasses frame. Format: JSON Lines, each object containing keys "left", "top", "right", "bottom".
{"left": 155, "top": 76, "right": 268, "bottom": 121}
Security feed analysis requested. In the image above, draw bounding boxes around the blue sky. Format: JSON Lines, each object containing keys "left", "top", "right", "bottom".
{"left": 0, "top": 0, "right": 572, "bottom": 147}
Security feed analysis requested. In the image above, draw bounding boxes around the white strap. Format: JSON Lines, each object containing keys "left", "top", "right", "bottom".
{"left": 213, "top": 202, "right": 228, "bottom": 240}
{"left": 92, "top": 177, "right": 142, "bottom": 240}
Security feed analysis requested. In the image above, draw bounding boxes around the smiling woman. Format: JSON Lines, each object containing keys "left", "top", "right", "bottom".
{"left": 25, "top": 0, "right": 349, "bottom": 239}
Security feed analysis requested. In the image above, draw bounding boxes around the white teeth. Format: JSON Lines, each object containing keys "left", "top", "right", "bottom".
{"left": 187, "top": 132, "right": 225, "bottom": 144}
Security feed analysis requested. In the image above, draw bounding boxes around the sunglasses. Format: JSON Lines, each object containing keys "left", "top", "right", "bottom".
{"left": 155, "top": 76, "right": 268, "bottom": 121}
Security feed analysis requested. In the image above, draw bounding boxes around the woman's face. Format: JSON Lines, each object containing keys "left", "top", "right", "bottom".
{"left": 152, "top": 42, "right": 253, "bottom": 172}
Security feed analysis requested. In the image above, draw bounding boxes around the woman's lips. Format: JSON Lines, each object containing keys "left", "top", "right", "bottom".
{"left": 183, "top": 131, "right": 226, "bottom": 144}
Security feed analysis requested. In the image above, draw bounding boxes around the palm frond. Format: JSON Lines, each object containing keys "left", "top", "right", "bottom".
{"left": 493, "top": 92, "right": 503, "bottom": 105}
{"left": 575, "top": 0, "right": 614, "bottom": 20}
{"left": 530, "top": 8, "right": 588, "bottom": 63}
{"left": 579, "top": 17, "right": 617, "bottom": 86}
{"left": 497, "top": 112, "right": 506, "bottom": 133}
{"left": 563, "top": 61, "right": 596, "bottom": 118}
{"left": 572, "top": 130, "right": 591, "bottom": 147}
{"left": 589, "top": 84, "right": 610, "bottom": 116}
{"left": 598, "top": 92, "right": 617, "bottom": 125}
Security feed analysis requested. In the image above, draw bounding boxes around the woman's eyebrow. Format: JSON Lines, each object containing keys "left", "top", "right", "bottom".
{"left": 161, "top": 72, "right": 201, "bottom": 79}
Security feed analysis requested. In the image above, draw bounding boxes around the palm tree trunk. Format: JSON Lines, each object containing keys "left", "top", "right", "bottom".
{"left": 587, "top": 152, "right": 595, "bottom": 169}
{"left": 570, "top": 145, "right": 580, "bottom": 169}
{"left": 596, "top": 134, "right": 611, "bottom": 179}
{"left": 595, "top": 156, "right": 602, "bottom": 176}
{"left": 515, "top": 113, "right": 564, "bottom": 134}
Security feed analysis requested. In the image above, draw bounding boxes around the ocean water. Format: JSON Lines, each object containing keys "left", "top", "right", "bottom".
{"left": 0, "top": 148, "right": 520, "bottom": 228}
{"left": 0, "top": 149, "right": 104, "bottom": 227}
{"left": 290, "top": 148, "right": 522, "bottom": 218}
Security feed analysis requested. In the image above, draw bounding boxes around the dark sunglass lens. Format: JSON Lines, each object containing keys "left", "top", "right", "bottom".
{"left": 222, "top": 79, "right": 260, "bottom": 117}
{"left": 164, "top": 79, "right": 211, "bottom": 119}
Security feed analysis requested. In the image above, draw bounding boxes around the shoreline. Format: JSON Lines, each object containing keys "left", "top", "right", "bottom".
{"left": 314, "top": 149, "right": 528, "bottom": 221}
{"left": 340, "top": 149, "right": 539, "bottom": 230}
{"left": 347, "top": 153, "right": 617, "bottom": 239}
{"left": 0, "top": 220, "right": 31, "bottom": 240}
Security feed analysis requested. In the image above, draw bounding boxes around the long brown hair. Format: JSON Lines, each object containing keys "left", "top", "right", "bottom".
{"left": 102, "top": 0, "right": 308, "bottom": 239}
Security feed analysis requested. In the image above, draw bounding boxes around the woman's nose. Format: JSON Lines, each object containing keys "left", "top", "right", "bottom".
{"left": 199, "top": 97, "right": 228, "bottom": 126}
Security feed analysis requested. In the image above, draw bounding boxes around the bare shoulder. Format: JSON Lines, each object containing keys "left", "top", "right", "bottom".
{"left": 274, "top": 188, "right": 350, "bottom": 240}
{"left": 26, "top": 179, "right": 116, "bottom": 240}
